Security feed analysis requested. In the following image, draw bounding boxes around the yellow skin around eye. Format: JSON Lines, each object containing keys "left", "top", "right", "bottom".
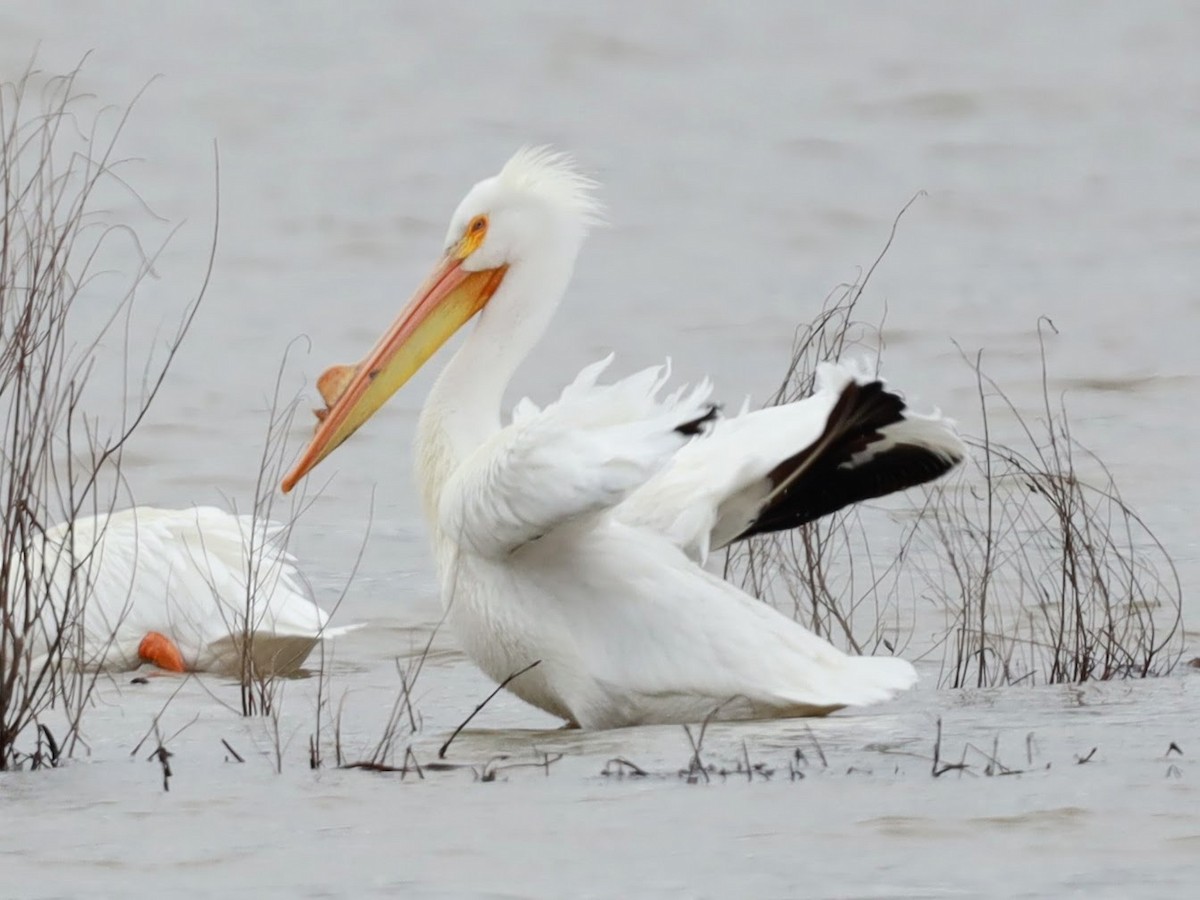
{"left": 455, "top": 216, "right": 489, "bottom": 259}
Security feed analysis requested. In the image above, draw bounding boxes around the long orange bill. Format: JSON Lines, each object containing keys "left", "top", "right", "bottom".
{"left": 281, "top": 256, "right": 507, "bottom": 493}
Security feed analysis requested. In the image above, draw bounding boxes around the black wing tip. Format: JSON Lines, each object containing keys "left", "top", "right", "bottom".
{"left": 734, "top": 378, "right": 961, "bottom": 542}
{"left": 741, "top": 440, "right": 961, "bottom": 540}
{"left": 675, "top": 403, "right": 720, "bottom": 437}
{"left": 841, "top": 379, "right": 907, "bottom": 443}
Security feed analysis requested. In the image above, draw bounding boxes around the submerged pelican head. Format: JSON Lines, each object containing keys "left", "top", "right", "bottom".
{"left": 281, "top": 147, "right": 601, "bottom": 493}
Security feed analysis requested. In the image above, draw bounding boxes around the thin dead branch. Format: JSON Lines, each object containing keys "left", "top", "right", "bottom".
{"left": 438, "top": 660, "right": 542, "bottom": 759}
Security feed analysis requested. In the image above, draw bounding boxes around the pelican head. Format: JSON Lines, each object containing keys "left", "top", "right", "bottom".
{"left": 281, "top": 147, "right": 601, "bottom": 493}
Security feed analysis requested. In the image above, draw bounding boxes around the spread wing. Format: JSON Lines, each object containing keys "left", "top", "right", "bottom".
{"left": 616, "top": 361, "right": 966, "bottom": 563}
{"left": 436, "top": 356, "right": 716, "bottom": 558}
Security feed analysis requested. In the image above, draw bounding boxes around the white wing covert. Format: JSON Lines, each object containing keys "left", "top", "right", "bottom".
{"left": 437, "top": 356, "right": 716, "bottom": 558}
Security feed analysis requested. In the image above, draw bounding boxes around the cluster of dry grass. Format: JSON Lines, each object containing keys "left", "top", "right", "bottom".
{"left": 724, "top": 210, "right": 1184, "bottom": 689}
{"left": 0, "top": 58, "right": 378, "bottom": 780}
{"left": 0, "top": 61, "right": 211, "bottom": 769}
{"left": 0, "top": 59, "right": 342, "bottom": 772}
{"left": 920, "top": 331, "right": 1182, "bottom": 687}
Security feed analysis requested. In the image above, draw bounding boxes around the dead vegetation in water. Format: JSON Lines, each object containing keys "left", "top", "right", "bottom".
{"left": 221, "top": 342, "right": 360, "bottom": 722}
{"left": 129, "top": 692, "right": 200, "bottom": 792}
{"left": 0, "top": 57, "right": 363, "bottom": 777}
{"left": 600, "top": 713, "right": 1188, "bottom": 784}
{"left": 305, "top": 614, "right": 433, "bottom": 775}
{"left": 308, "top": 638, "right": 559, "bottom": 782}
{"left": 437, "top": 659, "right": 542, "bottom": 759}
{"left": 723, "top": 207, "right": 1185, "bottom": 689}
{"left": 0, "top": 60, "right": 208, "bottom": 770}
{"left": 920, "top": 327, "right": 1182, "bottom": 687}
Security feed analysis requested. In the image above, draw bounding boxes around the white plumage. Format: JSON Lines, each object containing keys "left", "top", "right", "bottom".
{"left": 284, "top": 147, "right": 965, "bottom": 728}
{"left": 14, "top": 506, "right": 346, "bottom": 675}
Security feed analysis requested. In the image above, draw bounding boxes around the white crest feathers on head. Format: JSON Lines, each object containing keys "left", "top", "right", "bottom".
{"left": 499, "top": 146, "right": 605, "bottom": 227}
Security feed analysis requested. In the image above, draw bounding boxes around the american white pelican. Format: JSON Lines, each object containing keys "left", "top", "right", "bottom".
{"left": 282, "top": 148, "right": 964, "bottom": 728}
{"left": 16, "top": 506, "right": 344, "bottom": 675}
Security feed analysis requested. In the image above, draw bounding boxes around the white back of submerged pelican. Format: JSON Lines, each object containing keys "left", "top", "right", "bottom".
{"left": 283, "top": 148, "right": 965, "bottom": 729}
{"left": 17, "top": 506, "right": 350, "bottom": 675}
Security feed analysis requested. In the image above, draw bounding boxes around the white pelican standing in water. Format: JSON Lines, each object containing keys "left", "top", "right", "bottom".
{"left": 15, "top": 506, "right": 345, "bottom": 675}
{"left": 282, "top": 148, "right": 964, "bottom": 728}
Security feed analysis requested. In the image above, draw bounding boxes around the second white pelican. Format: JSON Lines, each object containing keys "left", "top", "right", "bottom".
{"left": 282, "top": 148, "right": 964, "bottom": 728}
{"left": 15, "top": 506, "right": 347, "bottom": 676}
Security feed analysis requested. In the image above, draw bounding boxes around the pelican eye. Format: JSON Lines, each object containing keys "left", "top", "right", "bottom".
{"left": 455, "top": 215, "right": 489, "bottom": 258}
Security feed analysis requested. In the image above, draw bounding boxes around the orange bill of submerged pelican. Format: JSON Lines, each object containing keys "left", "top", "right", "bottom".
{"left": 281, "top": 231, "right": 508, "bottom": 493}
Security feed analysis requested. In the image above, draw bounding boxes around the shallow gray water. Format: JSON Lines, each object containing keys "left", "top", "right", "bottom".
{"left": 2, "top": 1, "right": 1199, "bottom": 897}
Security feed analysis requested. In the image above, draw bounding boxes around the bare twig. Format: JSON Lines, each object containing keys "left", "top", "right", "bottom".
{"left": 931, "top": 718, "right": 968, "bottom": 777}
{"left": 438, "top": 660, "right": 542, "bottom": 759}
{"left": 602, "top": 757, "right": 648, "bottom": 777}
{"left": 221, "top": 738, "right": 245, "bottom": 763}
